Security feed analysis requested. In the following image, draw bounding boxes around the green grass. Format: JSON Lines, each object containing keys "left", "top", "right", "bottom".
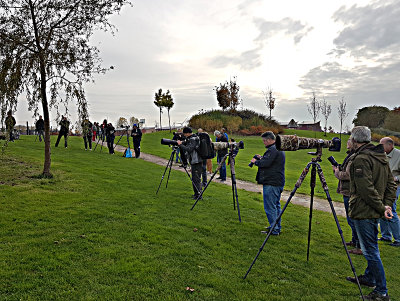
{"left": 1, "top": 136, "right": 399, "bottom": 300}
{"left": 117, "top": 129, "right": 352, "bottom": 202}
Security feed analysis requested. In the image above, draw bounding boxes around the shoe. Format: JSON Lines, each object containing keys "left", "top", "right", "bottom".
{"left": 378, "top": 237, "right": 392, "bottom": 242}
{"left": 363, "top": 291, "right": 390, "bottom": 300}
{"left": 345, "top": 241, "right": 356, "bottom": 247}
{"left": 348, "top": 248, "right": 363, "bottom": 255}
{"left": 216, "top": 177, "right": 222, "bottom": 180}
{"left": 389, "top": 241, "right": 400, "bottom": 247}
{"left": 220, "top": 179, "right": 226, "bottom": 182}
{"left": 346, "top": 275, "right": 375, "bottom": 288}
{"left": 192, "top": 195, "right": 202, "bottom": 200}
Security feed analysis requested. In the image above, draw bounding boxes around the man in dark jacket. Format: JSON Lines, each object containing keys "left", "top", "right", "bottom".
{"left": 214, "top": 130, "right": 228, "bottom": 181}
{"left": 5, "top": 110, "right": 16, "bottom": 142}
{"left": 130, "top": 123, "right": 142, "bottom": 158}
{"left": 81, "top": 118, "right": 93, "bottom": 150}
{"left": 251, "top": 131, "right": 285, "bottom": 235}
{"left": 35, "top": 115, "right": 45, "bottom": 142}
{"left": 177, "top": 127, "right": 202, "bottom": 199}
{"left": 345, "top": 126, "right": 396, "bottom": 301}
{"left": 105, "top": 122, "right": 115, "bottom": 154}
{"left": 55, "top": 115, "right": 70, "bottom": 148}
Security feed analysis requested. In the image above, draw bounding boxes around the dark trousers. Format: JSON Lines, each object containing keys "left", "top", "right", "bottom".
{"left": 83, "top": 135, "right": 92, "bottom": 150}
{"left": 133, "top": 140, "right": 141, "bottom": 158}
{"left": 191, "top": 163, "right": 203, "bottom": 197}
{"left": 37, "top": 130, "right": 44, "bottom": 142}
{"left": 55, "top": 131, "right": 68, "bottom": 147}
{"left": 201, "top": 159, "right": 207, "bottom": 185}
{"left": 107, "top": 136, "right": 115, "bottom": 154}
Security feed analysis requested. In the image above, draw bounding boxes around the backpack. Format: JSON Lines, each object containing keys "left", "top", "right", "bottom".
{"left": 197, "top": 132, "right": 215, "bottom": 159}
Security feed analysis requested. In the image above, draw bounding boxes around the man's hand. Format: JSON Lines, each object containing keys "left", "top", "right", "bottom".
{"left": 394, "top": 176, "right": 399, "bottom": 183}
{"left": 177, "top": 140, "right": 182, "bottom": 145}
{"left": 332, "top": 166, "right": 338, "bottom": 173}
{"left": 251, "top": 154, "right": 260, "bottom": 163}
{"left": 384, "top": 206, "right": 393, "bottom": 219}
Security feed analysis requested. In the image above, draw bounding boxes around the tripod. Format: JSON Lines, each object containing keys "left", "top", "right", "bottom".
{"left": 243, "top": 146, "right": 364, "bottom": 300}
{"left": 93, "top": 132, "right": 105, "bottom": 152}
{"left": 191, "top": 145, "right": 241, "bottom": 222}
{"left": 156, "top": 146, "right": 201, "bottom": 196}
{"left": 113, "top": 127, "right": 131, "bottom": 156}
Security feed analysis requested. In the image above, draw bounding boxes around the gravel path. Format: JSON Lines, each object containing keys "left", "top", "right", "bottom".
{"left": 109, "top": 142, "right": 346, "bottom": 217}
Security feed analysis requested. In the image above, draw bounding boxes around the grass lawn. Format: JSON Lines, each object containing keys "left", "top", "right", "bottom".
{"left": 118, "top": 129, "right": 351, "bottom": 202}
{"left": 1, "top": 135, "right": 399, "bottom": 300}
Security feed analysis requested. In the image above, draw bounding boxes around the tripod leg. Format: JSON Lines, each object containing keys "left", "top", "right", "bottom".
{"left": 229, "top": 155, "right": 241, "bottom": 222}
{"left": 307, "top": 163, "right": 317, "bottom": 261}
{"left": 156, "top": 151, "right": 175, "bottom": 194}
{"left": 113, "top": 130, "right": 125, "bottom": 152}
{"left": 165, "top": 150, "right": 176, "bottom": 189}
{"left": 315, "top": 164, "right": 364, "bottom": 300}
{"left": 244, "top": 162, "right": 312, "bottom": 279}
{"left": 182, "top": 166, "right": 201, "bottom": 196}
{"left": 191, "top": 154, "right": 228, "bottom": 210}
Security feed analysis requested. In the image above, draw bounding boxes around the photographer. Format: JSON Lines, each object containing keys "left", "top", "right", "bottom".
{"left": 332, "top": 138, "right": 362, "bottom": 255}
{"left": 177, "top": 127, "right": 202, "bottom": 199}
{"left": 35, "top": 115, "right": 45, "bottom": 142}
{"left": 5, "top": 110, "right": 16, "bottom": 142}
{"left": 105, "top": 122, "right": 115, "bottom": 154}
{"left": 345, "top": 126, "right": 396, "bottom": 300}
{"left": 131, "top": 123, "right": 142, "bottom": 158}
{"left": 250, "top": 131, "right": 285, "bottom": 236}
{"left": 172, "top": 130, "right": 183, "bottom": 164}
{"left": 379, "top": 137, "right": 400, "bottom": 247}
{"left": 81, "top": 118, "right": 93, "bottom": 151}
{"left": 55, "top": 115, "right": 70, "bottom": 148}
{"left": 214, "top": 130, "right": 227, "bottom": 182}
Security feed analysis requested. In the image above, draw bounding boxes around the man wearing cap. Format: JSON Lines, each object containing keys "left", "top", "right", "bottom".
{"left": 177, "top": 127, "right": 202, "bottom": 199}
{"left": 131, "top": 123, "right": 142, "bottom": 158}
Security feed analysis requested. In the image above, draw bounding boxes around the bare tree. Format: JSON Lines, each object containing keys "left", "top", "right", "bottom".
{"left": 320, "top": 98, "right": 332, "bottom": 136}
{"left": 262, "top": 87, "right": 276, "bottom": 118}
{"left": 162, "top": 90, "right": 174, "bottom": 132}
{"left": 337, "top": 97, "right": 349, "bottom": 140}
{"left": 154, "top": 89, "right": 164, "bottom": 130}
{"left": 307, "top": 92, "right": 320, "bottom": 125}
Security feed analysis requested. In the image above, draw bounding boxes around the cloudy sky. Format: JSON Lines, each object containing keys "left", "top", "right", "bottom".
{"left": 15, "top": 0, "right": 400, "bottom": 131}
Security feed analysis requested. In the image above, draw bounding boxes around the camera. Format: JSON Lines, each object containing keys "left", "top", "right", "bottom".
{"left": 327, "top": 156, "right": 339, "bottom": 167}
{"left": 248, "top": 155, "right": 261, "bottom": 167}
{"left": 275, "top": 135, "right": 341, "bottom": 152}
{"left": 213, "top": 140, "right": 244, "bottom": 151}
{"left": 161, "top": 138, "right": 180, "bottom": 146}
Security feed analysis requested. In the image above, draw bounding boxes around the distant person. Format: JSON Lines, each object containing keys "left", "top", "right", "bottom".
{"left": 345, "top": 126, "right": 396, "bottom": 300}
{"left": 332, "top": 138, "right": 362, "bottom": 255}
{"left": 173, "top": 130, "right": 183, "bottom": 164}
{"left": 55, "top": 115, "right": 70, "bottom": 148}
{"left": 81, "top": 118, "right": 93, "bottom": 150}
{"left": 35, "top": 115, "right": 45, "bottom": 142}
{"left": 106, "top": 122, "right": 115, "bottom": 154}
{"left": 214, "top": 130, "right": 227, "bottom": 182}
{"left": 130, "top": 123, "right": 142, "bottom": 158}
{"left": 5, "top": 110, "right": 16, "bottom": 142}
{"left": 198, "top": 128, "right": 208, "bottom": 187}
{"left": 221, "top": 127, "right": 228, "bottom": 141}
{"left": 92, "top": 122, "right": 98, "bottom": 141}
{"left": 379, "top": 137, "right": 400, "bottom": 247}
{"left": 250, "top": 131, "right": 285, "bottom": 236}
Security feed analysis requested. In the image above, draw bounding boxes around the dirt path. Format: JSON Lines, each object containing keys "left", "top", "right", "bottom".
{"left": 109, "top": 142, "right": 346, "bottom": 217}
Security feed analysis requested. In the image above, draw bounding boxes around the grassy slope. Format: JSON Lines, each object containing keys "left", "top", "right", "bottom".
{"left": 1, "top": 136, "right": 399, "bottom": 300}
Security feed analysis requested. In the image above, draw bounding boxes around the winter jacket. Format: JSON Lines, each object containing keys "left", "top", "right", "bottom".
{"left": 216, "top": 135, "right": 228, "bottom": 157}
{"left": 387, "top": 147, "right": 400, "bottom": 186}
{"left": 334, "top": 150, "right": 354, "bottom": 197}
{"left": 131, "top": 128, "right": 142, "bottom": 142}
{"left": 179, "top": 134, "right": 202, "bottom": 165}
{"left": 255, "top": 143, "right": 285, "bottom": 187}
{"left": 81, "top": 120, "right": 93, "bottom": 137}
{"left": 349, "top": 143, "right": 397, "bottom": 219}
{"left": 59, "top": 119, "right": 70, "bottom": 134}
{"left": 35, "top": 119, "right": 45, "bottom": 131}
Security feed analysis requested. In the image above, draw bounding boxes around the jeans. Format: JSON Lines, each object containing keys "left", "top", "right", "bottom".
{"left": 379, "top": 186, "right": 400, "bottom": 242}
{"left": 37, "top": 130, "right": 44, "bottom": 142}
{"left": 353, "top": 219, "right": 388, "bottom": 295}
{"left": 175, "top": 147, "right": 182, "bottom": 163}
{"left": 262, "top": 185, "right": 283, "bottom": 234}
{"left": 218, "top": 155, "right": 226, "bottom": 180}
{"left": 55, "top": 132, "right": 68, "bottom": 147}
{"left": 83, "top": 135, "right": 92, "bottom": 150}
{"left": 343, "top": 196, "right": 360, "bottom": 247}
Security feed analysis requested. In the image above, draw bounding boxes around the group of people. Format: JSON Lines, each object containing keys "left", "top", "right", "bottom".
{"left": 33, "top": 116, "right": 142, "bottom": 157}
{"left": 250, "top": 126, "right": 398, "bottom": 300}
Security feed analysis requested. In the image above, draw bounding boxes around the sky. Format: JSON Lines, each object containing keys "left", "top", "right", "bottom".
{"left": 14, "top": 0, "right": 400, "bottom": 132}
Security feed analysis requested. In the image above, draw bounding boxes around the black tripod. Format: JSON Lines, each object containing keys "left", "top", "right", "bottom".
{"left": 191, "top": 145, "right": 241, "bottom": 222}
{"left": 243, "top": 146, "right": 364, "bottom": 300}
{"left": 156, "top": 146, "right": 201, "bottom": 196}
{"left": 93, "top": 132, "right": 105, "bottom": 152}
{"left": 113, "top": 127, "right": 130, "bottom": 153}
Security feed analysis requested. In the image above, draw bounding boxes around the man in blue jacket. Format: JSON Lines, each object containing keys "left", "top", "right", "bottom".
{"left": 251, "top": 131, "right": 285, "bottom": 235}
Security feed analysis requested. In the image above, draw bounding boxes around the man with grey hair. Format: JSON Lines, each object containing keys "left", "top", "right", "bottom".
{"left": 379, "top": 137, "right": 400, "bottom": 247}
{"left": 214, "top": 130, "right": 228, "bottom": 181}
{"left": 345, "top": 126, "right": 396, "bottom": 300}
{"left": 250, "top": 131, "right": 285, "bottom": 235}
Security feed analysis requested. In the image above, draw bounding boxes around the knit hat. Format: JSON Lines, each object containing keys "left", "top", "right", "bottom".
{"left": 183, "top": 127, "right": 192, "bottom": 134}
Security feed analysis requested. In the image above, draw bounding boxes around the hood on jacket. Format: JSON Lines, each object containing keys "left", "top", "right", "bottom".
{"left": 358, "top": 143, "right": 388, "bottom": 165}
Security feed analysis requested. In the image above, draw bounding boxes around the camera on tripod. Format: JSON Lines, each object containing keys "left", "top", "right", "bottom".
{"left": 161, "top": 138, "right": 181, "bottom": 147}
{"left": 275, "top": 135, "right": 341, "bottom": 152}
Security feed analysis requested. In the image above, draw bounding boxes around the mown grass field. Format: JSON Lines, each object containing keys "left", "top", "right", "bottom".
{"left": 1, "top": 135, "right": 399, "bottom": 300}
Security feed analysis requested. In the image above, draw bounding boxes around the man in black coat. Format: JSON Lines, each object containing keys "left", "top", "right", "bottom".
{"left": 35, "top": 115, "right": 45, "bottom": 142}
{"left": 130, "top": 123, "right": 142, "bottom": 158}
{"left": 55, "top": 116, "right": 70, "bottom": 148}
{"left": 250, "top": 131, "right": 285, "bottom": 235}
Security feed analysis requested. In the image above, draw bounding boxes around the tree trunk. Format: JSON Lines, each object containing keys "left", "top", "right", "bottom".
{"left": 168, "top": 109, "right": 171, "bottom": 132}
{"left": 40, "top": 60, "right": 52, "bottom": 177}
{"left": 159, "top": 108, "right": 162, "bottom": 130}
